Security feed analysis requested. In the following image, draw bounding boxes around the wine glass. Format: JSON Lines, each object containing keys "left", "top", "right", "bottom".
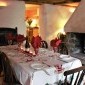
{"left": 34, "top": 48, "right": 39, "bottom": 55}
{"left": 8, "top": 40, "right": 12, "bottom": 45}
{"left": 53, "top": 47, "right": 58, "bottom": 53}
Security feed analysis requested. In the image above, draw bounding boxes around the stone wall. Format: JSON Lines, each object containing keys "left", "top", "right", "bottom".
{"left": 65, "top": 32, "right": 85, "bottom": 54}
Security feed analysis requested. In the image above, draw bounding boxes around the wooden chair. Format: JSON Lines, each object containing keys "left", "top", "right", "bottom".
{"left": 1, "top": 52, "right": 21, "bottom": 85}
{"left": 6, "top": 33, "right": 14, "bottom": 45}
{"left": 41, "top": 40, "right": 48, "bottom": 49}
{"left": 63, "top": 66, "right": 85, "bottom": 85}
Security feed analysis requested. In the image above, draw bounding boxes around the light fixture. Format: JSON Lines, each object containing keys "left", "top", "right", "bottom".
{"left": 69, "top": 7, "right": 76, "bottom": 12}
{"left": 0, "top": 1, "right": 7, "bottom": 8}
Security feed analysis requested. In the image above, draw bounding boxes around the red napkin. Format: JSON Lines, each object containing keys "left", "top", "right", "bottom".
{"left": 50, "top": 39, "right": 56, "bottom": 47}
{"left": 50, "top": 38, "right": 58, "bottom": 52}
{"left": 31, "top": 35, "right": 42, "bottom": 55}
{"left": 16, "top": 34, "right": 26, "bottom": 43}
{"left": 50, "top": 38, "right": 62, "bottom": 52}
{"left": 31, "top": 35, "right": 42, "bottom": 48}
{"left": 26, "top": 59, "right": 32, "bottom": 62}
{"left": 54, "top": 64, "right": 63, "bottom": 72}
{"left": 55, "top": 39, "right": 62, "bottom": 47}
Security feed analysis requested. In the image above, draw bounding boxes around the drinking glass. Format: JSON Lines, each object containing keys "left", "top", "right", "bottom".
{"left": 8, "top": 40, "right": 12, "bottom": 45}
{"left": 34, "top": 48, "right": 39, "bottom": 55}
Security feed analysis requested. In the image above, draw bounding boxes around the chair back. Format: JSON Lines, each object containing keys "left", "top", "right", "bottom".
{"left": 64, "top": 66, "right": 85, "bottom": 85}
{"left": 6, "top": 33, "right": 15, "bottom": 45}
{"left": 41, "top": 40, "right": 48, "bottom": 49}
{"left": 0, "top": 27, "right": 17, "bottom": 46}
{"left": 1, "top": 52, "right": 21, "bottom": 85}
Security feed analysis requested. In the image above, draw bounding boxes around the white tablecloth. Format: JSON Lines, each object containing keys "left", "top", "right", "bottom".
{"left": 0, "top": 45, "right": 82, "bottom": 85}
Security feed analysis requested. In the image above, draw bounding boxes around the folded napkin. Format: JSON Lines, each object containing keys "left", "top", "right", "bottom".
{"left": 50, "top": 38, "right": 62, "bottom": 47}
{"left": 31, "top": 36, "right": 42, "bottom": 55}
{"left": 56, "top": 39, "right": 62, "bottom": 46}
{"left": 50, "top": 38, "right": 62, "bottom": 52}
{"left": 50, "top": 39, "right": 56, "bottom": 47}
{"left": 31, "top": 35, "right": 42, "bottom": 48}
{"left": 54, "top": 64, "right": 63, "bottom": 72}
{"left": 16, "top": 34, "right": 26, "bottom": 43}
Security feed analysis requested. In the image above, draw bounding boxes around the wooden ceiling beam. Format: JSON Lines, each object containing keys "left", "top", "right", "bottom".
{"left": 22, "top": 0, "right": 66, "bottom": 4}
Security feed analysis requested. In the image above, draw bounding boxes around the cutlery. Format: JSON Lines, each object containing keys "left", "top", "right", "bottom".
{"left": 41, "top": 68, "right": 50, "bottom": 76}
{"left": 57, "top": 58, "right": 68, "bottom": 63}
{"left": 42, "top": 62, "right": 50, "bottom": 67}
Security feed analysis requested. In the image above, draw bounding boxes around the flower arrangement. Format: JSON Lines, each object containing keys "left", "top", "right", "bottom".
{"left": 25, "top": 18, "right": 32, "bottom": 28}
{"left": 27, "top": 19, "right": 32, "bottom": 27}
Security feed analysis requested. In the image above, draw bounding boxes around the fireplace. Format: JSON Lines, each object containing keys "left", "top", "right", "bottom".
{"left": 0, "top": 27, "right": 17, "bottom": 46}
{"left": 66, "top": 32, "right": 85, "bottom": 54}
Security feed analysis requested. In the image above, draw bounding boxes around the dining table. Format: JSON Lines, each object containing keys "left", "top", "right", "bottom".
{"left": 0, "top": 45, "right": 83, "bottom": 85}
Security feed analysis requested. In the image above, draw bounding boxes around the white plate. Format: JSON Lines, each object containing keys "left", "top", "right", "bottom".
{"left": 30, "top": 63, "right": 46, "bottom": 70}
{"left": 62, "top": 57, "right": 75, "bottom": 62}
{"left": 59, "top": 55, "right": 70, "bottom": 58}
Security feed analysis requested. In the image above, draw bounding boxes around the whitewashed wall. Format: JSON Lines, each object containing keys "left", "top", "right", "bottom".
{"left": 0, "top": 1, "right": 26, "bottom": 35}
{"left": 39, "top": 4, "right": 72, "bottom": 46}
{"left": 64, "top": 0, "right": 85, "bottom": 33}
{"left": 0, "top": 1, "right": 73, "bottom": 44}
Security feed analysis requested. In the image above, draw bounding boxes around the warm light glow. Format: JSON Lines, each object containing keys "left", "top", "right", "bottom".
{"left": 58, "top": 28, "right": 66, "bottom": 35}
{"left": 47, "top": 18, "right": 67, "bottom": 41}
{"left": 64, "top": 2, "right": 79, "bottom": 7}
{"left": 0, "top": 1, "right": 7, "bottom": 7}
{"left": 25, "top": 4, "right": 39, "bottom": 9}
{"left": 54, "top": 28, "right": 65, "bottom": 37}
{"left": 31, "top": 19, "right": 38, "bottom": 27}
{"left": 69, "top": 7, "right": 76, "bottom": 13}
{"left": 58, "top": 18, "right": 68, "bottom": 28}
{"left": 25, "top": 4, "right": 39, "bottom": 28}
{"left": 33, "top": 27, "right": 39, "bottom": 37}
{"left": 47, "top": 27, "right": 66, "bottom": 42}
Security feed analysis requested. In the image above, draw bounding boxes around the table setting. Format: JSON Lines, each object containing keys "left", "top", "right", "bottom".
{"left": 0, "top": 45, "right": 82, "bottom": 85}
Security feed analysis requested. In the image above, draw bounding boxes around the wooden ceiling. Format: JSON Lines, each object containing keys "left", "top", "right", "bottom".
{"left": 21, "top": 0, "right": 81, "bottom": 4}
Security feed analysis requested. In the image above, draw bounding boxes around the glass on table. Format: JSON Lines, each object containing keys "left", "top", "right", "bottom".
{"left": 53, "top": 52, "right": 61, "bottom": 60}
{"left": 8, "top": 40, "right": 12, "bottom": 45}
{"left": 53, "top": 47, "right": 58, "bottom": 53}
{"left": 33, "top": 48, "right": 39, "bottom": 56}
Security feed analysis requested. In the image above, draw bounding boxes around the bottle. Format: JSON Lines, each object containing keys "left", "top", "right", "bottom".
{"left": 25, "top": 37, "right": 30, "bottom": 51}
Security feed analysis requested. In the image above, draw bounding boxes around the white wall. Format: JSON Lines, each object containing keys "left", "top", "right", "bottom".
{"left": 0, "top": 1, "right": 73, "bottom": 44}
{"left": 64, "top": 0, "right": 85, "bottom": 33}
{"left": 39, "top": 4, "right": 72, "bottom": 45}
{"left": 0, "top": 1, "right": 26, "bottom": 35}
